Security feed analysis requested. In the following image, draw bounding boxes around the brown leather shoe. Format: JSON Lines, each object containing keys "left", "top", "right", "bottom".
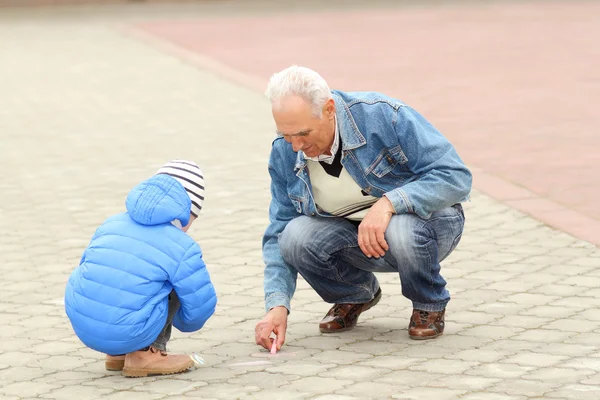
{"left": 105, "top": 354, "right": 125, "bottom": 371}
{"left": 122, "top": 347, "right": 194, "bottom": 378}
{"left": 319, "top": 288, "right": 382, "bottom": 333}
{"left": 408, "top": 309, "right": 445, "bottom": 340}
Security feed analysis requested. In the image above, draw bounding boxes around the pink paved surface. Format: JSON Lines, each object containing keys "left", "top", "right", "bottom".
{"left": 133, "top": 1, "right": 600, "bottom": 245}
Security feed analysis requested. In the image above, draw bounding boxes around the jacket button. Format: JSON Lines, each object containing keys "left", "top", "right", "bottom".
{"left": 311, "top": 213, "right": 315, "bottom": 216}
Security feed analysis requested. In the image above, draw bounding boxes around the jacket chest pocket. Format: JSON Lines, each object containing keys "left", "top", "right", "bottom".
{"left": 368, "top": 146, "right": 410, "bottom": 178}
{"left": 288, "top": 170, "right": 309, "bottom": 214}
{"left": 289, "top": 195, "right": 304, "bottom": 214}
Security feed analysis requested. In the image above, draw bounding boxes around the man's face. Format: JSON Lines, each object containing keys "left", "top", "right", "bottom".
{"left": 272, "top": 96, "right": 335, "bottom": 158}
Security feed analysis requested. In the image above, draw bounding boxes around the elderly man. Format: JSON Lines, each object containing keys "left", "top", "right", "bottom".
{"left": 255, "top": 65, "right": 471, "bottom": 351}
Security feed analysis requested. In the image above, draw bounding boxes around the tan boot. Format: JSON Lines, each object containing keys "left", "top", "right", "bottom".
{"left": 122, "top": 347, "right": 194, "bottom": 378}
{"left": 105, "top": 355, "right": 126, "bottom": 371}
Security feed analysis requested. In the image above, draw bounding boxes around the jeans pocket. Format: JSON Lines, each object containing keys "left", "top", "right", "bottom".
{"left": 452, "top": 203, "right": 465, "bottom": 219}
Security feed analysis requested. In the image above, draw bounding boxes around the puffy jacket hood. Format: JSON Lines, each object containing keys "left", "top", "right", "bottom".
{"left": 125, "top": 174, "right": 191, "bottom": 226}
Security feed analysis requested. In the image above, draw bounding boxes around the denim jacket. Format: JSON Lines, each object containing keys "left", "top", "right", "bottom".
{"left": 262, "top": 90, "right": 472, "bottom": 312}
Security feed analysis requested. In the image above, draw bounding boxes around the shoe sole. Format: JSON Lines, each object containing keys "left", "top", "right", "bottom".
{"left": 122, "top": 360, "right": 195, "bottom": 378}
{"left": 320, "top": 324, "right": 355, "bottom": 333}
{"left": 409, "top": 332, "right": 443, "bottom": 340}
{"left": 319, "top": 289, "right": 382, "bottom": 333}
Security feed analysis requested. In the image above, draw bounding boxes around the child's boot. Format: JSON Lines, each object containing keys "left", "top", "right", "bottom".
{"left": 105, "top": 355, "right": 126, "bottom": 371}
{"left": 122, "top": 347, "right": 194, "bottom": 378}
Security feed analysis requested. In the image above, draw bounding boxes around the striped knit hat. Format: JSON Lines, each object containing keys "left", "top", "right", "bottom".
{"left": 156, "top": 160, "right": 205, "bottom": 218}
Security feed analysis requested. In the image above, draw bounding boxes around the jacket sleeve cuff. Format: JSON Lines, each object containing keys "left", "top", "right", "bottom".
{"left": 383, "top": 189, "right": 412, "bottom": 215}
{"left": 265, "top": 293, "right": 291, "bottom": 314}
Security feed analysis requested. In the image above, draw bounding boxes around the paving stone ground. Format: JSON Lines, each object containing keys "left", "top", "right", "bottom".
{"left": 0, "top": 2, "right": 598, "bottom": 399}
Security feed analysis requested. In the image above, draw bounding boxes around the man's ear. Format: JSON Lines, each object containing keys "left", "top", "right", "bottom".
{"left": 325, "top": 98, "right": 335, "bottom": 120}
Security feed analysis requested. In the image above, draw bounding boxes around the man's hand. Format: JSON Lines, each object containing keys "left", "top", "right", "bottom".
{"left": 358, "top": 196, "right": 395, "bottom": 258}
{"left": 255, "top": 306, "right": 288, "bottom": 351}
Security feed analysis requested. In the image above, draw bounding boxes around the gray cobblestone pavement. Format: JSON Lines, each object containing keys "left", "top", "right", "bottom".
{"left": 1, "top": 4, "right": 599, "bottom": 399}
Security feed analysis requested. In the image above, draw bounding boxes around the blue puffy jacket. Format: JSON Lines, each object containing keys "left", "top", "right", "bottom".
{"left": 64, "top": 174, "right": 217, "bottom": 355}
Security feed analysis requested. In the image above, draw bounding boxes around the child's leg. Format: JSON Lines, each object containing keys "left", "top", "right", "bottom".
{"left": 105, "top": 292, "right": 179, "bottom": 372}
{"left": 150, "top": 290, "right": 180, "bottom": 351}
{"left": 122, "top": 291, "right": 194, "bottom": 377}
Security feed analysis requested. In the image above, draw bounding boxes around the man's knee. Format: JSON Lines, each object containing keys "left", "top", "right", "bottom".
{"left": 279, "top": 217, "right": 355, "bottom": 267}
{"left": 385, "top": 214, "right": 433, "bottom": 266}
{"left": 279, "top": 216, "right": 315, "bottom": 266}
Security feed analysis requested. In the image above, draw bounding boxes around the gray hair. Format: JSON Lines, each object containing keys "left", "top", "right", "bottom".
{"left": 265, "top": 65, "right": 332, "bottom": 118}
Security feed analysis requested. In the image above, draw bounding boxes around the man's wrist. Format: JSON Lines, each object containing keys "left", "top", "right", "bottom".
{"left": 380, "top": 196, "right": 395, "bottom": 214}
{"left": 269, "top": 305, "right": 290, "bottom": 315}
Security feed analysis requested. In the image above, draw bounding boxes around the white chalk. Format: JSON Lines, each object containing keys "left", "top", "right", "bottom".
{"left": 190, "top": 353, "right": 205, "bottom": 365}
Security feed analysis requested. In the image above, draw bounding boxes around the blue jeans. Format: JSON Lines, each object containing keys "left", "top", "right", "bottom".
{"left": 151, "top": 290, "right": 180, "bottom": 351}
{"left": 279, "top": 205, "right": 464, "bottom": 312}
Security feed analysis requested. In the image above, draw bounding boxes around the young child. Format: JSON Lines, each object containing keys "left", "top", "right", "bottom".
{"left": 65, "top": 160, "right": 217, "bottom": 377}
